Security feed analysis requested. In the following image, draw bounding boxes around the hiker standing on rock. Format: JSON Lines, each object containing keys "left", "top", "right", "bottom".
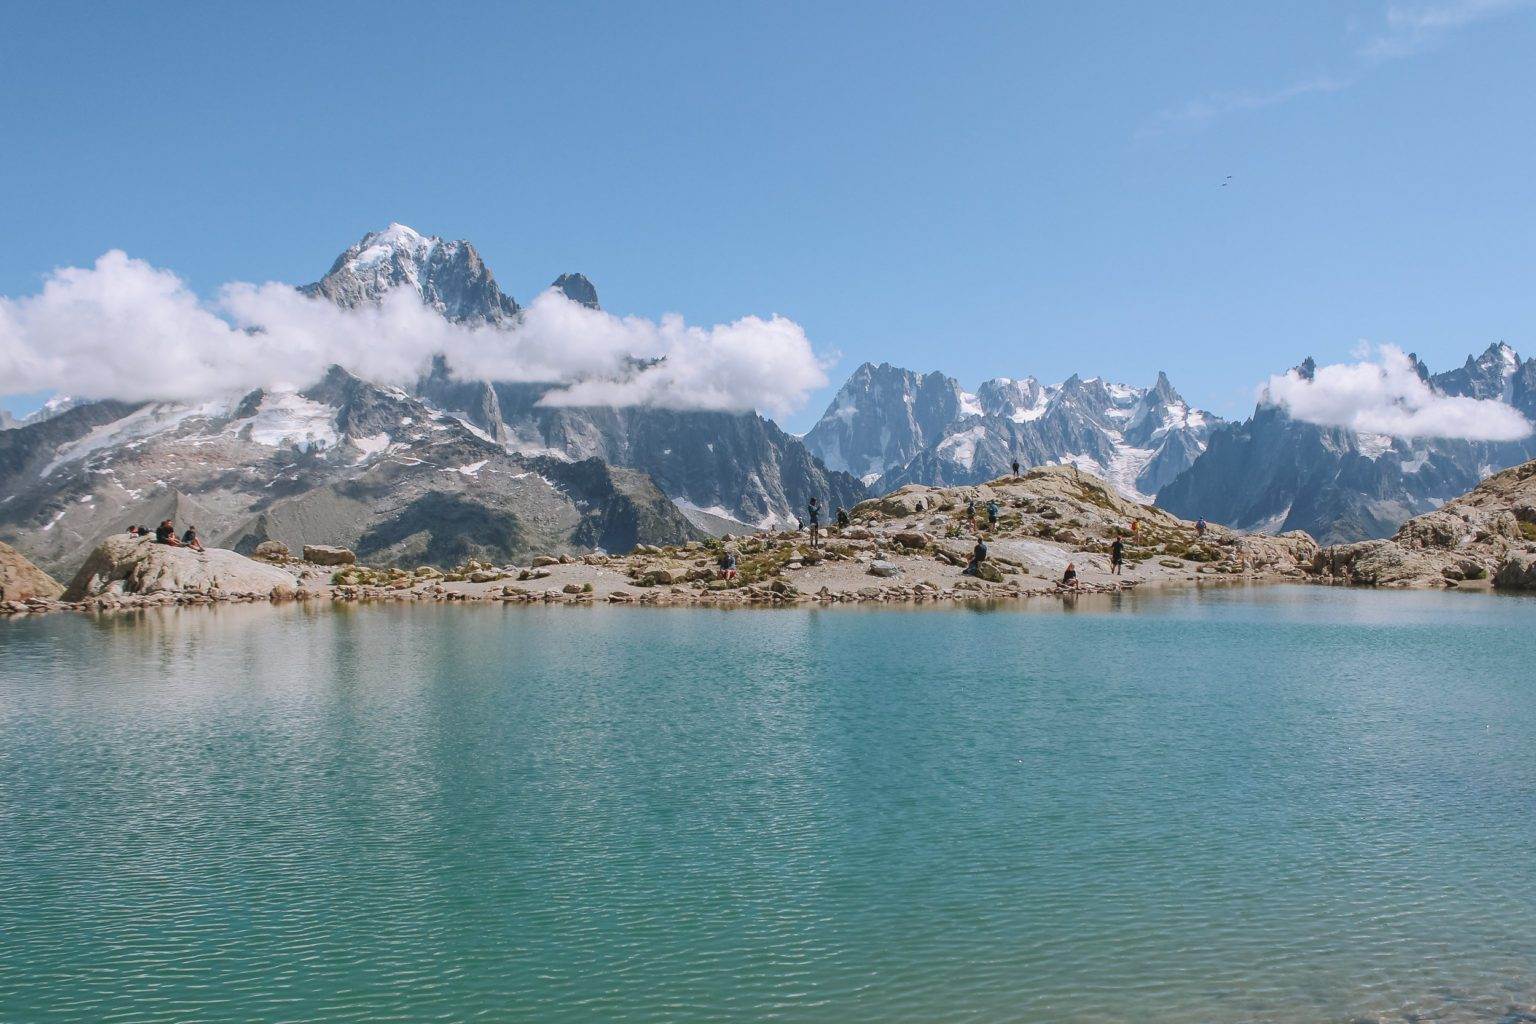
{"left": 986, "top": 500, "right": 1000, "bottom": 529}
{"left": 807, "top": 496, "right": 822, "bottom": 548}
{"left": 1012, "top": 459, "right": 1020, "bottom": 477}
{"left": 1110, "top": 537, "right": 1125, "bottom": 575}
{"left": 1196, "top": 516, "right": 1208, "bottom": 539}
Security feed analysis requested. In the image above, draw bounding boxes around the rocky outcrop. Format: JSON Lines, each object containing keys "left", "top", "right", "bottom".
{"left": 0, "top": 541, "right": 63, "bottom": 601}
{"left": 302, "top": 544, "right": 356, "bottom": 566}
{"left": 63, "top": 535, "right": 299, "bottom": 601}
{"left": 1309, "top": 459, "right": 1536, "bottom": 588}
{"left": 1494, "top": 552, "right": 1536, "bottom": 590}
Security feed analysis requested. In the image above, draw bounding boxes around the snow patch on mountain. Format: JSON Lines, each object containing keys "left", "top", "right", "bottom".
{"left": 237, "top": 392, "right": 339, "bottom": 451}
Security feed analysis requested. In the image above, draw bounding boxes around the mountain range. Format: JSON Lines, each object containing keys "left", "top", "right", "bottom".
{"left": 3, "top": 223, "right": 1534, "bottom": 574}
{"left": 0, "top": 225, "right": 861, "bottom": 575}
{"left": 802, "top": 362, "right": 1220, "bottom": 501}
{"left": 1157, "top": 344, "right": 1536, "bottom": 542}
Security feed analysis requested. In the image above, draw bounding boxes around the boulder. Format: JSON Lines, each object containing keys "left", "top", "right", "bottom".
{"left": 0, "top": 541, "right": 64, "bottom": 602}
{"left": 532, "top": 555, "right": 561, "bottom": 567}
{"left": 302, "top": 544, "right": 356, "bottom": 566}
{"left": 1312, "top": 540, "right": 1451, "bottom": 588}
{"left": 973, "top": 561, "right": 1005, "bottom": 584}
{"left": 854, "top": 486, "right": 936, "bottom": 518}
{"left": 1495, "top": 552, "right": 1536, "bottom": 590}
{"left": 867, "top": 560, "right": 901, "bottom": 578}
{"left": 64, "top": 535, "right": 299, "bottom": 600}
{"left": 892, "top": 531, "right": 932, "bottom": 550}
{"left": 253, "top": 540, "right": 291, "bottom": 561}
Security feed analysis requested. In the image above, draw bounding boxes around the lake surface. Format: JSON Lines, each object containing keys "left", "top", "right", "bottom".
{"left": 2, "top": 586, "right": 1534, "bottom": 1023}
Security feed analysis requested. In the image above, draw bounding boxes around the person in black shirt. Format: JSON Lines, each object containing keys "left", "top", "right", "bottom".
{"left": 1061, "top": 562, "right": 1078, "bottom": 588}
{"left": 182, "top": 526, "right": 205, "bottom": 552}
{"left": 1110, "top": 538, "right": 1125, "bottom": 575}
{"left": 154, "top": 519, "right": 182, "bottom": 546}
{"left": 963, "top": 537, "right": 988, "bottom": 576}
{"left": 807, "top": 497, "right": 821, "bottom": 548}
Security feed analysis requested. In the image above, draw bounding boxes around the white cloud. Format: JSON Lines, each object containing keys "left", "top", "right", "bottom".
{"left": 1142, "top": 0, "right": 1533, "bottom": 135}
{"left": 0, "top": 251, "right": 830, "bottom": 417}
{"left": 1363, "top": 0, "right": 1533, "bottom": 59}
{"left": 1139, "top": 75, "right": 1349, "bottom": 137}
{"left": 1263, "top": 344, "right": 1532, "bottom": 441}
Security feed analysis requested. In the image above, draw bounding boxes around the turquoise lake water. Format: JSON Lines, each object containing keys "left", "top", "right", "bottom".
{"left": 2, "top": 586, "right": 1534, "bottom": 1023}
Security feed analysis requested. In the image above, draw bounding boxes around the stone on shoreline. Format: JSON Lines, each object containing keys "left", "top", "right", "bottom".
{"left": 63, "top": 535, "right": 300, "bottom": 601}
{"left": 1495, "top": 552, "right": 1536, "bottom": 590}
{"left": 253, "top": 540, "right": 291, "bottom": 561}
{"left": 303, "top": 544, "right": 357, "bottom": 566}
{"left": 1, "top": 541, "right": 64, "bottom": 602}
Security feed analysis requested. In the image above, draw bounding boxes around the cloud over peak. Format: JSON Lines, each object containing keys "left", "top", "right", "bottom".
{"left": 0, "top": 251, "right": 830, "bottom": 418}
{"left": 1262, "top": 343, "right": 1532, "bottom": 441}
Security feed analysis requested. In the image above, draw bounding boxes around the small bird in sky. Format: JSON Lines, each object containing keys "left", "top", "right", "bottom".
{"left": 1220, "top": 175, "right": 1232, "bottom": 187}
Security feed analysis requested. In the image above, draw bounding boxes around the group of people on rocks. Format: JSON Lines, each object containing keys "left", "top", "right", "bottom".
{"left": 127, "top": 520, "right": 203, "bottom": 552}
{"left": 799, "top": 497, "right": 851, "bottom": 549}
{"left": 764, "top": 478, "right": 1210, "bottom": 593}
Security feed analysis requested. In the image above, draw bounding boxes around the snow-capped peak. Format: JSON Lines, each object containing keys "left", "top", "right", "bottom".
{"left": 349, "top": 223, "right": 440, "bottom": 268}
{"left": 301, "top": 224, "right": 518, "bottom": 324}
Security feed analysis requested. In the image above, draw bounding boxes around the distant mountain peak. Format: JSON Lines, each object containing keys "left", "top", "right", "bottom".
{"left": 301, "top": 225, "right": 519, "bottom": 325}
{"left": 552, "top": 272, "right": 600, "bottom": 309}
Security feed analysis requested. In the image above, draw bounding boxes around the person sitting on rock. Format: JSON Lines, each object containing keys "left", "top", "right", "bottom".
{"left": 718, "top": 548, "right": 739, "bottom": 581}
{"left": 1061, "top": 562, "right": 1079, "bottom": 588}
{"left": 836, "top": 506, "right": 850, "bottom": 530}
{"left": 182, "top": 526, "right": 205, "bottom": 552}
{"left": 154, "top": 519, "right": 183, "bottom": 546}
{"left": 963, "top": 537, "right": 989, "bottom": 576}
{"left": 126, "top": 525, "right": 143, "bottom": 538}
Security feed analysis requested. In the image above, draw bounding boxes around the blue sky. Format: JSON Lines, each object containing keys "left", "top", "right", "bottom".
{"left": 4, "top": 0, "right": 1536, "bottom": 431}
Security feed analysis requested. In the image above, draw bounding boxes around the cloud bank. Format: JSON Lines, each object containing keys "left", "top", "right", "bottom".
{"left": 1263, "top": 344, "right": 1531, "bottom": 441}
{"left": 0, "top": 251, "right": 830, "bottom": 418}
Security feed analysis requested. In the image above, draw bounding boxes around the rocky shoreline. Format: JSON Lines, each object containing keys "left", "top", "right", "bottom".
{"left": 6, "top": 462, "right": 1535, "bottom": 621}
{"left": 3, "top": 467, "right": 1316, "bottom": 618}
